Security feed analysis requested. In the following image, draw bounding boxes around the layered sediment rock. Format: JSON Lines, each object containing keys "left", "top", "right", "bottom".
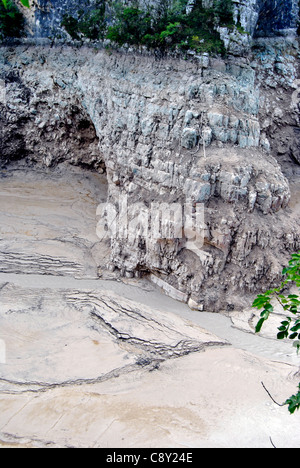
{"left": 0, "top": 42, "right": 299, "bottom": 310}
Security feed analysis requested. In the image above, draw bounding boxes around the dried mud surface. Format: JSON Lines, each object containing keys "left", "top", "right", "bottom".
{"left": 0, "top": 164, "right": 300, "bottom": 448}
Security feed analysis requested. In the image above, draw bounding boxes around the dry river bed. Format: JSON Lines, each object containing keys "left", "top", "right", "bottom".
{"left": 0, "top": 163, "right": 300, "bottom": 448}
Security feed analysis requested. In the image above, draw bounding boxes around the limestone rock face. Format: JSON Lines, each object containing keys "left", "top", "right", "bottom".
{"left": 231, "top": 0, "right": 298, "bottom": 37}
{"left": 0, "top": 43, "right": 299, "bottom": 311}
{"left": 254, "top": 0, "right": 299, "bottom": 37}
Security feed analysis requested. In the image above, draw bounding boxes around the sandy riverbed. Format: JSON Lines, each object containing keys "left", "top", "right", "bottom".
{"left": 0, "top": 163, "right": 300, "bottom": 448}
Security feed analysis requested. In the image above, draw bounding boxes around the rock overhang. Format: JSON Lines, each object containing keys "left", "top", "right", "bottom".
{"left": 0, "top": 43, "right": 299, "bottom": 311}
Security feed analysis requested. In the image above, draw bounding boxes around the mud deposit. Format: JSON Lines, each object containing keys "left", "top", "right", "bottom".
{"left": 0, "top": 164, "right": 300, "bottom": 448}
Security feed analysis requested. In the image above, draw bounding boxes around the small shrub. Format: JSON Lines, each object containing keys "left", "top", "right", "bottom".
{"left": 210, "top": 0, "right": 234, "bottom": 26}
{"left": 107, "top": 6, "right": 152, "bottom": 45}
{"left": 0, "top": 0, "right": 25, "bottom": 40}
{"left": 78, "top": 5, "right": 106, "bottom": 40}
{"left": 61, "top": 14, "right": 80, "bottom": 40}
{"left": 253, "top": 251, "right": 300, "bottom": 414}
{"left": 61, "top": 2, "right": 106, "bottom": 41}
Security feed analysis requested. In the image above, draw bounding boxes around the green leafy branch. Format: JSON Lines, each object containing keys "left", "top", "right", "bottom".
{"left": 285, "top": 384, "right": 300, "bottom": 414}
{"left": 253, "top": 251, "right": 300, "bottom": 414}
{"left": 254, "top": 252, "right": 300, "bottom": 342}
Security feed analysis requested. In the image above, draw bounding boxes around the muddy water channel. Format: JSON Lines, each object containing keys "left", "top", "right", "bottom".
{"left": 0, "top": 163, "right": 300, "bottom": 448}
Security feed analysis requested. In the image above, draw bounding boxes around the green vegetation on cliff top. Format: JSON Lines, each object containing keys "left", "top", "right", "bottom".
{"left": 104, "top": 0, "right": 234, "bottom": 54}
{"left": 61, "top": 0, "right": 235, "bottom": 55}
{"left": 1, "top": 0, "right": 235, "bottom": 52}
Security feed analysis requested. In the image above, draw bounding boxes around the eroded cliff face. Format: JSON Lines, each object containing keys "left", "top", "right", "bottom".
{"left": 0, "top": 41, "right": 299, "bottom": 311}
